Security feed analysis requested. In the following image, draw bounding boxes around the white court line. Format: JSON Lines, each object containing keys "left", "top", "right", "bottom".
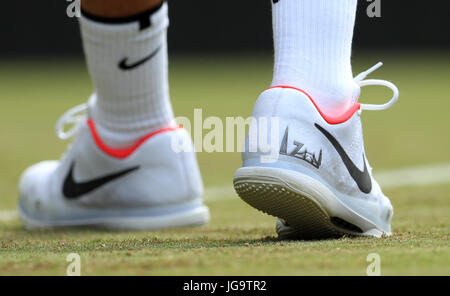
{"left": 1, "top": 163, "right": 450, "bottom": 222}
{"left": 375, "top": 163, "right": 450, "bottom": 189}
{"left": 203, "top": 162, "right": 450, "bottom": 201}
{"left": 0, "top": 210, "right": 18, "bottom": 222}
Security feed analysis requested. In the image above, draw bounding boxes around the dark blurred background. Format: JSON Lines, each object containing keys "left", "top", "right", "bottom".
{"left": 2, "top": 0, "right": 450, "bottom": 57}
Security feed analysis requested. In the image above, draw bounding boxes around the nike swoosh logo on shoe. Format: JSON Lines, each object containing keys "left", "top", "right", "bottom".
{"left": 63, "top": 162, "right": 140, "bottom": 199}
{"left": 315, "top": 123, "right": 372, "bottom": 194}
{"left": 118, "top": 45, "right": 162, "bottom": 71}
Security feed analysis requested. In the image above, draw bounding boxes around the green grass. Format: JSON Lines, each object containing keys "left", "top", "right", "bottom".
{"left": 0, "top": 52, "right": 449, "bottom": 275}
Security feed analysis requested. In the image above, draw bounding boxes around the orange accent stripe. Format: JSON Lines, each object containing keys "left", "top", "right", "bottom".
{"left": 87, "top": 119, "right": 181, "bottom": 159}
{"left": 267, "top": 85, "right": 361, "bottom": 124}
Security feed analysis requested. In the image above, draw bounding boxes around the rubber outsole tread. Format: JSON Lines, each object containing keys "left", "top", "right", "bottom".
{"left": 234, "top": 179, "right": 343, "bottom": 239}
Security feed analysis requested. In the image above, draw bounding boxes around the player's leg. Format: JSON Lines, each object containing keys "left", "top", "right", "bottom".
{"left": 81, "top": 0, "right": 163, "bottom": 18}
{"left": 18, "top": 0, "right": 210, "bottom": 229}
{"left": 271, "top": 0, "right": 359, "bottom": 116}
{"left": 80, "top": 0, "right": 172, "bottom": 148}
{"left": 234, "top": 0, "right": 398, "bottom": 239}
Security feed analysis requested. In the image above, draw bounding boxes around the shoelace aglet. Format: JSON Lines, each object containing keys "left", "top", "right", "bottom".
{"left": 354, "top": 62, "right": 383, "bottom": 82}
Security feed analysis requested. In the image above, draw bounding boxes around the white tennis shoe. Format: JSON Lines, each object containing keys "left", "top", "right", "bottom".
{"left": 18, "top": 100, "right": 209, "bottom": 230}
{"left": 234, "top": 63, "right": 398, "bottom": 239}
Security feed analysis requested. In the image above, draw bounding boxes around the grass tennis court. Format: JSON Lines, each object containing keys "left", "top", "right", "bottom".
{"left": 0, "top": 52, "right": 449, "bottom": 275}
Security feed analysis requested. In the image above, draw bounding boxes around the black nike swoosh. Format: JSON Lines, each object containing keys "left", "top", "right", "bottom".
{"left": 118, "top": 45, "right": 162, "bottom": 71}
{"left": 315, "top": 123, "right": 372, "bottom": 194}
{"left": 63, "top": 162, "right": 140, "bottom": 199}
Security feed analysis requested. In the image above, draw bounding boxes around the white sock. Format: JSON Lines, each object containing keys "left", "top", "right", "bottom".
{"left": 271, "top": 0, "right": 360, "bottom": 116}
{"left": 79, "top": 2, "right": 174, "bottom": 148}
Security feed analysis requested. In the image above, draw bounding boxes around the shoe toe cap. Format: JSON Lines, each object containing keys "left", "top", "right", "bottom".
{"left": 19, "top": 161, "right": 59, "bottom": 212}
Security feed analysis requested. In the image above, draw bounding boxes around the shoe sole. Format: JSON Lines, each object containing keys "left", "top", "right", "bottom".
{"left": 234, "top": 167, "right": 386, "bottom": 239}
{"left": 18, "top": 202, "right": 210, "bottom": 231}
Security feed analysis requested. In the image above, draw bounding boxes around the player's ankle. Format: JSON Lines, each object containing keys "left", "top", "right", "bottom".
{"left": 309, "top": 81, "right": 361, "bottom": 116}
{"left": 89, "top": 106, "right": 175, "bottom": 149}
{"left": 270, "top": 79, "right": 360, "bottom": 117}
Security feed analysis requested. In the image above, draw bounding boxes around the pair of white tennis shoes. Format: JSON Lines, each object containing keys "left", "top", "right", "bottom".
{"left": 19, "top": 63, "right": 398, "bottom": 239}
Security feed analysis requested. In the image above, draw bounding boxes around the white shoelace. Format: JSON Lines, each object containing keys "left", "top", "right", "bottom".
{"left": 56, "top": 62, "right": 398, "bottom": 140}
{"left": 354, "top": 62, "right": 399, "bottom": 111}
{"left": 55, "top": 103, "right": 88, "bottom": 140}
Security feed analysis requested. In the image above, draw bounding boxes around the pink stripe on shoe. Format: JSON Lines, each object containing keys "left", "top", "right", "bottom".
{"left": 87, "top": 119, "right": 181, "bottom": 159}
{"left": 267, "top": 85, "right": 361, "bottom": 124}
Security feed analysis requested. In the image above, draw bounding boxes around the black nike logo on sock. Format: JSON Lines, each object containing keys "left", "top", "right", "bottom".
{"left": 63, "top": 162, "right": 140, "bottom": 199}
{"left": 315, "top": 123, "right": 372, "bottom": 194}
{"left": 118, "top": 45, "right": 162, "bottom": 71}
